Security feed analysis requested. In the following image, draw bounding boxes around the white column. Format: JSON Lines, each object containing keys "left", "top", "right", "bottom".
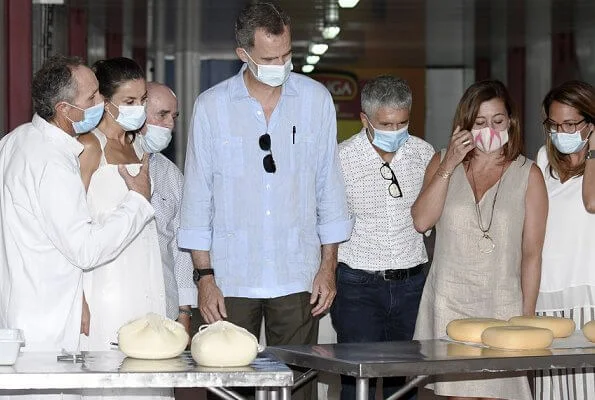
{"left": 122, "top": 0, "right": 133, "bottom": 58}
{"left": 425, "top": 0, "right": 474, "bottom": 151}
{"left": 87, "top": 0, "right": 106, "bottom": 65}
{"left": 490, "top": 0, "right": 507, "bottom": 84}
{"left": 524, "top": 0, "right": 551, "bottom": 158}
{"left": 0, "top": 0, "right": 5, "bottom": 134}
{"left": 151, "top": 0, "right": 167, "bottom": 84}
{"left": 175, "top": 0, "right": 202, "bottom": 170}
{"left": 575, "top": 0, "right": 595, "bottom": 83}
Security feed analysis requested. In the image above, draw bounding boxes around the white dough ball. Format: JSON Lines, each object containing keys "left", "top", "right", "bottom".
{"left": 508, "top": 315, "right": 575, "bottom": 338}
{"left": 583, "top": 320, "right": 595, "bottom": 342}
{"left": 191, "top": 321, "right": 258, "bottom": 367}
{"left": 481, "top": 325, "right": 554, "bottom": 350}
{"left": 118, "top": 313, "right": 189, "bottom": 359}
{"left": 446, "top": 318, "right": 510, "bottom": 343}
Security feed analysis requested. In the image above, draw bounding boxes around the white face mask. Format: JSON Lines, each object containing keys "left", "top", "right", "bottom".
{"left": 108, "top": 102, "right": 147, "bottom": 131}
{"left": 243, "top": 50, "right": 292, "bottom": 87}
{"left": 140, "top": 124, "right": 173, "bottom": 153}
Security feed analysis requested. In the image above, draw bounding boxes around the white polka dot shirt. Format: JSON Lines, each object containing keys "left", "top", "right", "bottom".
{"left": 338, "top": 129, "right": 435, "bottom": 271}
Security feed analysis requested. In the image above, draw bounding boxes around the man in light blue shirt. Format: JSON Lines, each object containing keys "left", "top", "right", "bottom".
{"left": 178, "top": 4, "right": 352, "bottom": 397}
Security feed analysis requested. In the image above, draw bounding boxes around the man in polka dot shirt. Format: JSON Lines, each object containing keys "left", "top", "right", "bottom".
{"left": 330, "top": 75, "right": 435, "bottom": 400}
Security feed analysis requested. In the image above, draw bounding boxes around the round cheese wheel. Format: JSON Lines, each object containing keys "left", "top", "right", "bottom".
{"left": 118, "top": 313, "right": 189, "bottom": 359}
{"left": 446, "top": 318, "right": 510, "bottom": 343}
{"left": 191, "top": 321, "right": 258, "bottom": 367}
{"left": 481, "top": 325, "right": 554, "bottom": 350}
{"left": 508, "top": 315, "right": 575, "bottom": 338}
{"left": 582, "top": 320, "right": 595, "bottom": 342}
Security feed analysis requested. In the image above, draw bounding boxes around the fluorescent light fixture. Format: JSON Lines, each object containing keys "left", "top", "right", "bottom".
{"left": 306, "top": 55, "right": 320, "bottom": 65}
{"left": 322, "top": 25, "right": 341, "bottom": 40}
{"left": 309, "top": 43, "right": 329, "bottom": 56}
{"left": 302, "top": 65, "right": 315, "bottom": 73}
{"left": 338, "top": 0, "right": 360, "bottom": 8}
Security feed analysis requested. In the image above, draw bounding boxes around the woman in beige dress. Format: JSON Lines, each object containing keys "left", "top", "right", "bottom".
{"left": 412, "top": 80, "right": 548, "bottom": 400}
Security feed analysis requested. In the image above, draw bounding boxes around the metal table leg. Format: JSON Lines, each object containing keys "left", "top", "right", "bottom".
{"left": 355, "top": 377, "right": 369, "bottom": 400}
{"left": 255, "top": 387, "right": 268, "bottom": 400}
{"left": 206, "top": 387, "right": 245, "bottom": 400}
{"left": 385, "top": 375, "right": 430, "bottom": 400}
{"left": 268, "top": 388, "right": 279, "bottom": 400}
{"left": 280, "top": 387, "right": 291, "bottom": 400}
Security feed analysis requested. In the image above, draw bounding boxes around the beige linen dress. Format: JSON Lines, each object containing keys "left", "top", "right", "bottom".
{"left": 414, "top": 152, "right": 533, "bottom": 400}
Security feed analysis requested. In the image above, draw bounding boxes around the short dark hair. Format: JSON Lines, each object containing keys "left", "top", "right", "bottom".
{"left": 92, "top": 57, "right": 145, "bottom": 101}
{"left": 32, "top": 55, "right": 85, "bottom": 121}
{"left": 234, "top": 2, "right": 290, "bottom": 49}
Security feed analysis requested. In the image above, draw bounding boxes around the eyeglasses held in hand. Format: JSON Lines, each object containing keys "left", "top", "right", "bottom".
{"left": 259, "top": 133, "right": 277, "bottom": 173}
{"left": 380, "top": 162, "right": 403, "bottom": 198}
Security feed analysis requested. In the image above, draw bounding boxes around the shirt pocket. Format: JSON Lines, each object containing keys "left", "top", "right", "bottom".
{"left": 215, "top": 136, "right": 244, "bottom": 178}
{"left": 290, "top": 133, "right": 315, "bottom": 172}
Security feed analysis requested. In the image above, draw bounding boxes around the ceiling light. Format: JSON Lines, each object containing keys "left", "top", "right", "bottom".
{"left": 322, "top": 25, "right": 341, "bottom": 40}
{"left": 338, "top": 0, "right": 360, "bottom": 8}
{"left": 302, "top": 65, "right": 315, "bottom": 73}
{"left": 306, "top": 55, "right": 320, "bottom": 65}
{"left": 309, "top": 43, "right": 329, "bottom": 56}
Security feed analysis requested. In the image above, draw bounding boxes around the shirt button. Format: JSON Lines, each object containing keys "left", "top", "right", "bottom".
{"left": 257, "top": 111, "right": 262, "bottom": 116}
{"left": 266, "top": 210, "right": 271, "bottom": 216}
{"left": 266, "top": 184, "right": 271, "bottom": 190}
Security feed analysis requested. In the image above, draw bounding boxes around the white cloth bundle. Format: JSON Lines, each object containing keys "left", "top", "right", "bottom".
{"left": 118, "top": 313, "right": 189, "bottom": 359}
{"left": 191, "top": 320, "right": 258, "bottom": 367}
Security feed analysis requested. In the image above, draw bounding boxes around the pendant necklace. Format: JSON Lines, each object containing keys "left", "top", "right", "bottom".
{"left": 469, "top": 162, "right": 505, "bottom": 254}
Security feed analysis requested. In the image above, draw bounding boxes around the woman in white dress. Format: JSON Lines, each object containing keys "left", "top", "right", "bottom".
{"left": 79, "top": 57, "right": 169, "bottom": 399}
{"left": 535, "top": 80, "right": 595, "bottom": 400}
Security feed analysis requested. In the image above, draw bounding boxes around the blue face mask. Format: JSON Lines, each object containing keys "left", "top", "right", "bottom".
{"left": 550, "top": 130, "right": 587, "bottom": 154}
{"left": 366, "top": 118, "right": 409, "bottom": 153}
{"left": 65, "top": 102, "right": 104, "bottom": 135}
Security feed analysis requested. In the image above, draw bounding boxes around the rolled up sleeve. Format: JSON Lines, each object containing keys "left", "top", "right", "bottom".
{"left": 178, "top": 98, "right": 214, "bottom": 251}
{"left": 315, "top": 92, "right": 354, "bottom": 245}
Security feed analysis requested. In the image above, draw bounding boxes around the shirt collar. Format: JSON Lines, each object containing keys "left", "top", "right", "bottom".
{"left": 229, "top": 63, "right": 298, "bottom": 101}
{"left": 31, "top": 114, "right": 85, "bottom": 156}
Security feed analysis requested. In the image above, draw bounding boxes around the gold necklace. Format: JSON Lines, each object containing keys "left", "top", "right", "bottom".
{"left": 469, "top": 162, "right": 506, "bottom": 254}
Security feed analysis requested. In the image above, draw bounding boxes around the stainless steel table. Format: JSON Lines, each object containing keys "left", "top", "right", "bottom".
{"left": 269, "top": 340, "right": 595, "bottom": 400}
{"left": 0, "top": 351, "right": 293, "bottom": 400}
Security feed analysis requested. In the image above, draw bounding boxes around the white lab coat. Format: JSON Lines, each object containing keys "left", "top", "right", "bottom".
{"left": 0, "top": 114, "right": 154, "bottom": 355}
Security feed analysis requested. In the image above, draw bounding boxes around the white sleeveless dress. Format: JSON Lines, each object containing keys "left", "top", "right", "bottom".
{"left": 81, "top": 130, "right": 170, "bottom": 400}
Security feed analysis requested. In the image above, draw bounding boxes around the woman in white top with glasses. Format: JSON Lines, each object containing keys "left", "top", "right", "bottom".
{"left": 535, "top": 80, "right": 595, "bottom": 400}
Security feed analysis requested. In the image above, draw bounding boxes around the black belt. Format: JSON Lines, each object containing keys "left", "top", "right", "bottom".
{"left": 368, "top": 264, "right": 425, "bottom": 281}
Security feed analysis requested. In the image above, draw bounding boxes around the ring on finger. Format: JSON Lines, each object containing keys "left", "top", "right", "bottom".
{"left": 462, "top": 139, "right": 471, "bottom": 145}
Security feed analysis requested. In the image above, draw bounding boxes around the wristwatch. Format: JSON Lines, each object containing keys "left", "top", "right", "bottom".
{"left": 586, "top": 150, "right": 595, "bottom": 160}
{"left": 193, "top": 268, "right": 215, "bottom": 284}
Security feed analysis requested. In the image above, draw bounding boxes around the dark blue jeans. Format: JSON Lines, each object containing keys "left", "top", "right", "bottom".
{"left": 330, "top": 262, "right": 426, "bottom": 400}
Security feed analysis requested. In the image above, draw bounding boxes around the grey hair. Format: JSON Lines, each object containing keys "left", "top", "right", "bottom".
{"left": 234, "top": 2, "right": 290, "bottom": 50}
{"left": 361, "top": 75, "right": 412, "bottom": 117}
{"left": 32, "top": 55, "right": 84, "bottom": 121}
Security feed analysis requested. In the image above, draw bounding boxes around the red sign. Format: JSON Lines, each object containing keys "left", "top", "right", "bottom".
{"left": 311, "top": 71, "right": 361, "bottom": 120}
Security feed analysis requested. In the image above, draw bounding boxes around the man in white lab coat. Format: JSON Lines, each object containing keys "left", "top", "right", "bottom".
{"left": 0, "top": 55, "right": 154, "bottom": 361}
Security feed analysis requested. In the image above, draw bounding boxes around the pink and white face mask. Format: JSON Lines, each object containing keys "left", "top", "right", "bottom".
{"left": 471, "top": 127, "right": 509, "bottom": 153}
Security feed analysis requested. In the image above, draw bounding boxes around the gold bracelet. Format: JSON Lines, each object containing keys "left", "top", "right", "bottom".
{"left": 435, "top": 167, "right": 452, "bottom": 180}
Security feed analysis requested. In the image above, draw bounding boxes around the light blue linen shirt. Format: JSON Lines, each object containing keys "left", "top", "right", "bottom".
{"left": 178, "top": 64, "right": 354, "bottom": 298}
